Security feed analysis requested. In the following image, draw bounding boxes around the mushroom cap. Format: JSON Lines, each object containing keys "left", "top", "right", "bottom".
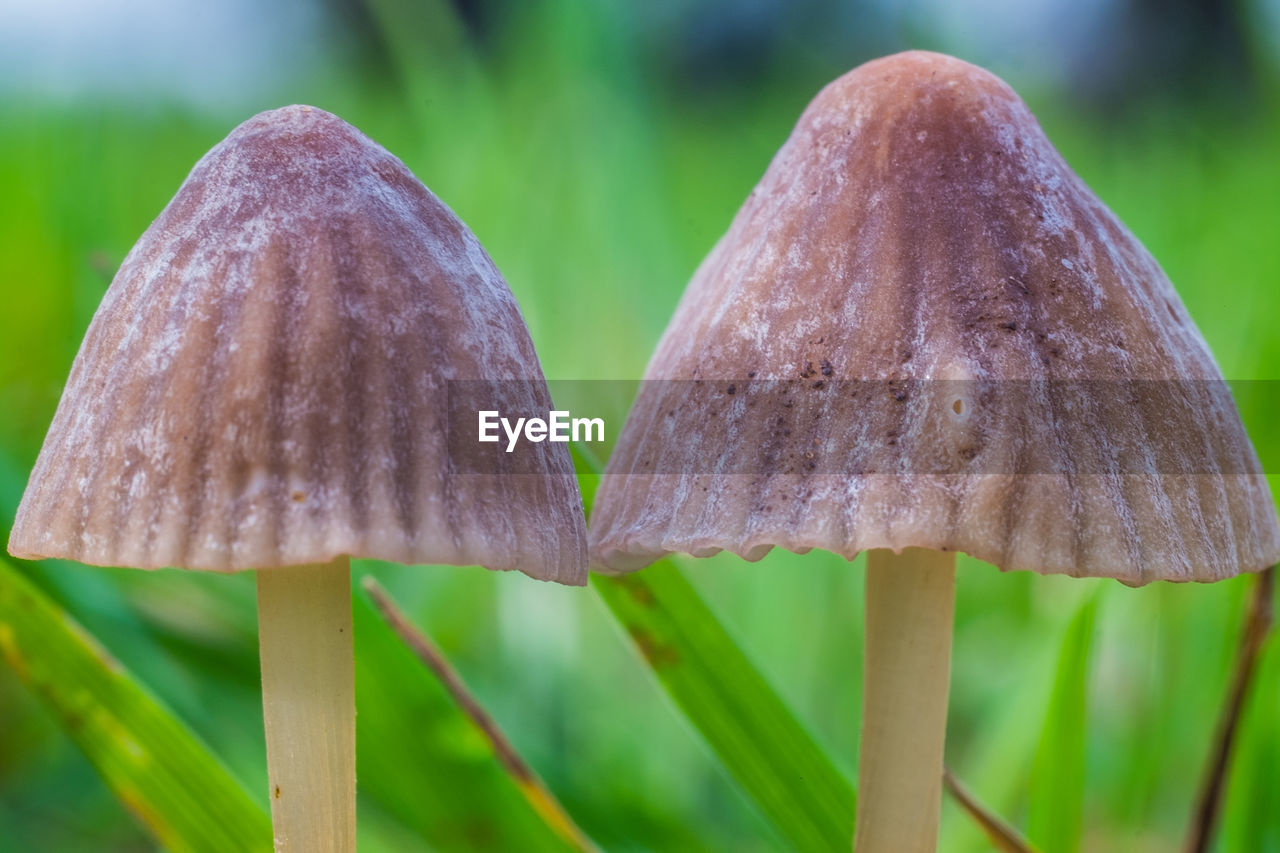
{"left": 8, "top": 105, "right": 587, "bottom": 584}
{"left": 589, "top": 52, "right": 1279, "bottom": 584}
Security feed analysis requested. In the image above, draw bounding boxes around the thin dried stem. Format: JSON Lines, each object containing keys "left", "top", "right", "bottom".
{"left": 1184, "top": 566, "right": 1276, "bottom": 853}
{"left": 943, "top": 767, "right": 1038, "bottom": 853}
{"left": 362, "top": 577, "right": 598, "bottom": 853}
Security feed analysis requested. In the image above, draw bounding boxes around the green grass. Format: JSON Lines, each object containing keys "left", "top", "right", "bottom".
{"left": 0, "top": 557, "right": 271, "bottom": 852}
{"left": 0, "top": 1, "right": 1277, "bottom": 849}
{"left": 1027, "top": 593, "right": 1099, "bottom": 853}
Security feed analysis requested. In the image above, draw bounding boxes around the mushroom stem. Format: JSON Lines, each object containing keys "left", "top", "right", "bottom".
{"left": 855, "top": 547, "right": 955, "bottom": 852}
{"left": 257, "top": 556, "right": 355, "bottom": 852}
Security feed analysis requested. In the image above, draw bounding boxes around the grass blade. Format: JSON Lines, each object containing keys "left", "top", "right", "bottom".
{"left": 1027, "top": 592, "right": 1100, "bottom": 853}
{"left": 944, "top": 766, "right": 1040, "bottom": 853}
{"left": 352, "top": 586, "right": 579, "bottom": 851}
{"left": 363, "top": 577, "right": 599, "bottom": 853}
{"left": 592, "top": 566, "right": 856, "bottom": 850}
{"left": 1185, "top": 566, "right": 1275, "bottom": 853}
{"left": 576, "top": 440, "right": 853, "bottom": 850}
{"left": 0, "top": 558, "right": 271, "bottom": 852}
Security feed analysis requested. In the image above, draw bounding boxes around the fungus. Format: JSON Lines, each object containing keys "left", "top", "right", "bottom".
{"left": 9, "top": 105, "right": 587, "bottom": 850}
{"left": 589, "top": 52, "right": 1279, "bottom": 850}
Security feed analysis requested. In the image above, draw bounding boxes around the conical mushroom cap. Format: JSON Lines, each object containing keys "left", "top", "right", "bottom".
{"left": 9, "top": 105, "right": 587, "bottom": 584}
{"left": 590, "top": 52, "right": 1279, "bottom": 584}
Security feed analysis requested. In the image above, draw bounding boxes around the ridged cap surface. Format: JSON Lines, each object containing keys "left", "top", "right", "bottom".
{"left": 589, "top": 52, "right": 1279, "bottom": 584}
{"left": 9, "top": 105, "right": 587, "bottom": 584}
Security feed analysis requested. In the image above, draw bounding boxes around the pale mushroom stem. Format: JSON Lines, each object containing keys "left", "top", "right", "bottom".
{"left": 855, "top": 547, "right": 956, "bottom": 852}
{"left": 257, "top": 556, "right": 356, "bottom": 852}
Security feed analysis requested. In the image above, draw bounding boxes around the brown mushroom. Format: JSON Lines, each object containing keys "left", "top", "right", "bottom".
{"left": 589, "top": 52, "right": 1279, "bottom": 850}
{"left": 8, "top": 105, "right": 587, "bottom": 851}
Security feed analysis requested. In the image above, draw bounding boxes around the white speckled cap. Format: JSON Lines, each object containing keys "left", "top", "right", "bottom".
{"left": 9, "top": 105, "right": 587, "bottom": 585}
{"left": 589, "top": 52, "right": 1280, "bottom": 584}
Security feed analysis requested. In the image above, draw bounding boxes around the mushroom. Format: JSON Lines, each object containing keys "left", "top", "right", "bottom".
{"left": 8, "top": 105, "right": 587, "bottom": 851}
{"left": 589, "top": 52, "right": 1280, "bottom": 850}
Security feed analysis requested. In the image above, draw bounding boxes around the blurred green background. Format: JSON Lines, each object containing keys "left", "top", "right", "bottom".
{"left": 1, "top": 1, "right": 1278, "bottom": 850}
